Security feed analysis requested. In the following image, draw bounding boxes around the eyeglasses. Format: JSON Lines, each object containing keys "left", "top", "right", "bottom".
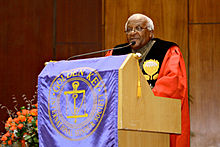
{"left": 125, "top": 26, "right": 148, "bottom": 34}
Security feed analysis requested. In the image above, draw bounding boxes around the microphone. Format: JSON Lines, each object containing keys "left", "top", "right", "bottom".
{"left": 131, "top": 41, "right": 136, "bottom": 45}
{"left": 67, "top": 41, "right": 136, "bottom": 60}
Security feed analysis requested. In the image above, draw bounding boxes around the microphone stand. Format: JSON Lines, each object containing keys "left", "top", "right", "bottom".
{"left": 67, "top": 42, "right": 135, "bottom": 60}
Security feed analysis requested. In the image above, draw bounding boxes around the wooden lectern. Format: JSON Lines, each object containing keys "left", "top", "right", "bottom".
{"left": 117, "top": 54, "right": 181, "bottom": 147}
{"left": 36, "top": 53, "right": 180, "bottom": 147}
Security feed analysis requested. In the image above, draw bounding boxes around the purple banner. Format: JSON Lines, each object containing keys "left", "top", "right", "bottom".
{"left": 38, "top": 55, "right": 128, "bottom": 147}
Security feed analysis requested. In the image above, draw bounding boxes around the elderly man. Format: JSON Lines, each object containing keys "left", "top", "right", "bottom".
{"left": 106, "top": 13, "right": 190, "bottom": 147}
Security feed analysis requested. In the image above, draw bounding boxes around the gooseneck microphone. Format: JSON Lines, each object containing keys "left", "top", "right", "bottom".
{"left": 67, "top": 41, "right": 136, "bottom": 60}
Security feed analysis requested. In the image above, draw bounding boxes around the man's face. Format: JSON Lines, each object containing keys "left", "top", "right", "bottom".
{"left": 126, "top": 17, "right": 152, "bottom": 50}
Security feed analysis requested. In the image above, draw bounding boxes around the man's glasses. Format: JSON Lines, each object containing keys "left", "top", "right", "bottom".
{"left": 125, "top": 26, "right": 148, "bottom": 34}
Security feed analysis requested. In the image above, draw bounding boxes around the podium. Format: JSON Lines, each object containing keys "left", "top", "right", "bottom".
{"left": 38, "top": 53, "right": 181, "bottom": 147}
{"left": 117, "top": 54, "right": 181, "bottom": 146}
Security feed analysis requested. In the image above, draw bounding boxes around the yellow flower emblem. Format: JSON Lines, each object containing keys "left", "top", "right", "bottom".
{"left": 143, "top": 59, "right": 159, "bottom": 80}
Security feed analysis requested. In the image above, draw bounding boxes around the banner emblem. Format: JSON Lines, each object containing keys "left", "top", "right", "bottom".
{"left": 48, "top": 67, "right": 107, "bottom": 141}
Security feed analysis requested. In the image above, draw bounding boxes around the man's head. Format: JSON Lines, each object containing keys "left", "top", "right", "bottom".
{"left": 125, "top": 14, "right": 154, "bottom": 50}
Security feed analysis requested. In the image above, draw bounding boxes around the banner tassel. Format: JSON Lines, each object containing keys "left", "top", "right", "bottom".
{"left": 137, "top": 61, "right": 142, "bottom": 98}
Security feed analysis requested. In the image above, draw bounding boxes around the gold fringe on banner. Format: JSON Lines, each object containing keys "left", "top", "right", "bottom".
{"left": 44, "top": 60, "right": 57, "bottom": 66}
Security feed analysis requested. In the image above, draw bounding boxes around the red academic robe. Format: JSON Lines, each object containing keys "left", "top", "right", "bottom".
{"left": 152, "top": 46, "right": 190, "bottom": 147}
{"left": 105, "top": 45, "right": 190, "bottom": 147}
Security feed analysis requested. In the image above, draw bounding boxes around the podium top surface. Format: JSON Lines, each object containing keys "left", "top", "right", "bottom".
{"left": 39, "top": 55, "right": 129, "bottom": 77}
